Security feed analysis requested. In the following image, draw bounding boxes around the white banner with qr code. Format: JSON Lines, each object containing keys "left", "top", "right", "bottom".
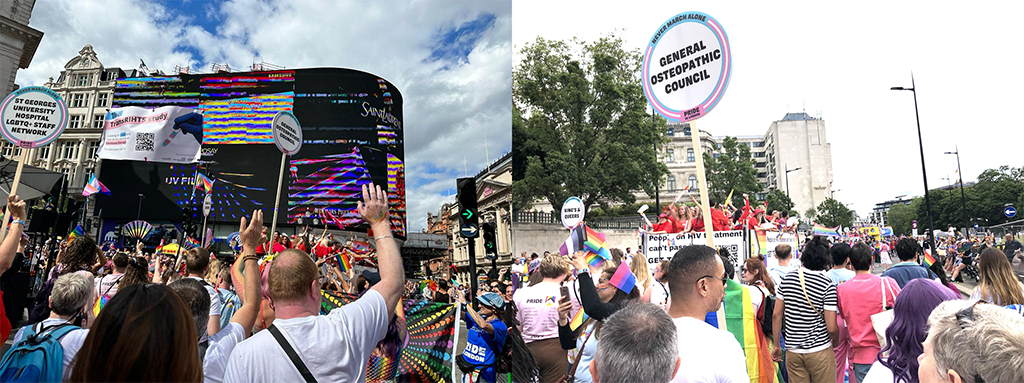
{"left": 642, "top": 230, "right": 747, "bottom": 279}
{"left": 97, "top": 106, "right": 201, "bottom": 164}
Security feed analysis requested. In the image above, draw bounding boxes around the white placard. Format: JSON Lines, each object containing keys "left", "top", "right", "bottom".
{"left": 642, "top": 12, "right": 732, "bottom": 122}
{"left": 203, "top": 194, "right": 212, "bottom": 217}
{"left": 642, "top": 230, "right": 746, "bottom": 270}
{"left": 272, "top": 111, "right": 302, "bottom": 155}
{"left": 98, "top": 106, "right": 201, "bottom": 164}
{"left": 0, "top": 86, "right": 68, "bottom": 148}
{"left": 561, "top": 197, "right": 585, "bottom": 229}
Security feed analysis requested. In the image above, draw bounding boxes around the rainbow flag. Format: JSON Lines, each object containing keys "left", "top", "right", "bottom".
{"left": 754, "top": 230, "right": 768, "bottom": 256}
{"left": 350, "top": 240, "right": 373, "bottom": 255}
{"left": 183, "top": 236, "right": 200, "bottom": 249}
{"left": 569, "top": 308, "right": 589, "bottom": 331}
{"left": 722, "top": 279, "right": 780, "bottom": 383}
{"left": 608, "top": 261, "right": 636, "bottom": 293}
{"left": 585, "top": 252, "right": 606, "bottom": 268}
{"left": 195, "top": 172, "right": 214, "bottom": 194}
{"left": 336, "top": 251, "right": 351, "bottom": 272}
{"left": 812, "top": 223, "right": 840, "bottom": 237}
{"left": 92, "top": 295, "right": 109, "bottom": 316}
{"left": 82, "top": 174, "right": 110, "bottom": 197}
{"left": 67, "top": 225, "right": 84, "bottom": 244}
{"left": 583, "top": 225, "right": 611, "bottom": 261}
{"left": 923, "top": 249, "right": 936, "bottom": 267}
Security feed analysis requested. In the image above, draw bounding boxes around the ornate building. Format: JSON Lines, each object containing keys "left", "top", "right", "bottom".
{"left": 35, "top": 45, "right": 143, "bottom": 195}
{"left": 0, "top": 0, "right": 43, "bottom": 97}
{"left": 446, "top": 151, "right": 512, "bottom": 285}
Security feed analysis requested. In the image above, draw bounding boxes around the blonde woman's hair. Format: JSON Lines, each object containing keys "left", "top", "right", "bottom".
{"left": 538, "top": 254, "right": 570, "bottom": 280}
{"left": 976, "top": 248, "right": 1024, "bottom": 305}
{"left": 205, "top": 258, "right": 222, "bottom": 285}
{"left": 630, "top": 252, "right": 652, "bottom": 292}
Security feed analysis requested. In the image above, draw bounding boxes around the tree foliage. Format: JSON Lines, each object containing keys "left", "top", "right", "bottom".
{"left": 885, "top": 199, "right": 921, "bottom": 236}
{"left": 512, "top": 34, "right": 668, "bottom": 212}
{"left": 765, "top": 189, "right": 794, "bottom": 216}
{"left": 702, "top": 136, "right": 760, "bottom": 203}
{"left": 816, "top": 197, "right": 852, "bottom": 228}
{"left": 805, "top": 207, "right": 817, "bottom": 221}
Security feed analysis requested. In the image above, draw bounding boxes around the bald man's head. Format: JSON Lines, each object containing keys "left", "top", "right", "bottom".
{"left": 269, "top": 249, "right": 319, "bottom": 302}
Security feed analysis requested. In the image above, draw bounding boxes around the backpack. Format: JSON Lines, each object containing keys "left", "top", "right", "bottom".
{"left": 754, "top": 284, "right": 776, "bottom": 340}
{"left": 27, "top": 278, "right": 56, "bottom": 324}
{"left": 0, "top": 322, "right": 80, "bottom": 382}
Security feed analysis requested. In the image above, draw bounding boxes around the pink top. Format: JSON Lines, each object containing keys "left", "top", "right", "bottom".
{"left": 836, "top": 274, "right": 900, "bottom": 364}
{"left": 513, "top": 281, "right": 562, "bottom": 343}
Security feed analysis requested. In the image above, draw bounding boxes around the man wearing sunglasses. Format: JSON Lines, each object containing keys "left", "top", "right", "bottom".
{"left": 663, "top": 245, "right": 748, "bottom": 383}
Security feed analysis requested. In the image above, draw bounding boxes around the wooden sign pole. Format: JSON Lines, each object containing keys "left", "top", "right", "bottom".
{"left": 0, "top": 149, "right": 29, "bottom": 243}
{"left": 269, "top": 152, "right": 287, "bottom": 248}
{"left": 689, "top": 120, "right": 715, "bottom": 247}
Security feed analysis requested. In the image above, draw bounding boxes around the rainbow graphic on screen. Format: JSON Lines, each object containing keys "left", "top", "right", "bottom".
{"left": 200, "top": 92, "right": 293, "bottom": 144}
{"left": 387, "top": 154, "right": 407, "bottom": 237}
{"left": 287, "top": 147, "right": 371, "bottom": 228}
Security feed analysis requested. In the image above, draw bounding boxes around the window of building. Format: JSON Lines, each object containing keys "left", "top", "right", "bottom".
{"left": 688, "top": 175, "right": 698, "bottom": 189}
{"left": 92, "top": 115, "right": 105, "bottom": 129}
{"left": 69, "top": 115, "right": 82, "bottom": 129}
{"left": 71, "top": 94, "right": 86, "bottom": 108}
{"left": 686, "top": 148, "right": 695, "bottom": 162}
{"left": 61, "top": 142, "right": 77, "bottom": 160}
{"left": 666, "top": 126, "right": 674, "bottom": 136}
{"left": 713, "top": 153, "right": 720, "bottom": 159}
{"left": 667, "top": 175, "right": 676, "bottom": 191}
{"left": 683, "top": 126, "right": 691, "bottom": 135}
{"left": 75, "top": 74, "right": 89, "bottom": 87}
{"left": 106, "top": 71, "right": 116, "bottom": 81}
{"left": 753, "top": 152, "right": 766, "bottom": 158}
{"left": 97, "top": 93, "right": 108, "bottom": 107}
{"left": 1, "top": 143, "right": 13, "bottom": 158}
{"left": 666, "top": 149, "right": 674, "bottom": 163}
{"left": 37, "top": 145, "right": 50, "bottom": 161}
{"left": 87, "top": 141, "right": 100, "bottom": 159}
{"left": 753, "top": 141, "right": 765, "bottom": 147}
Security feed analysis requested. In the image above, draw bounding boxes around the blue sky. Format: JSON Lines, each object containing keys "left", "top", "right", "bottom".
{"left": 22, "top": 0, "right": 512, "bottom": 232}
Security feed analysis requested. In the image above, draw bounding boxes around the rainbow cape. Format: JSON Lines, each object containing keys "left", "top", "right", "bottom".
{"left": 720, "top": 279, "right": 781, "bottom": 383}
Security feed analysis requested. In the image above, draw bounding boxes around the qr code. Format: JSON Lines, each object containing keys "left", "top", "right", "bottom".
{"left": 722, "top": 245, "right": 740, "bottom": 262}
{"left": 135, "top": 132, "right": 155, "bottom": 151}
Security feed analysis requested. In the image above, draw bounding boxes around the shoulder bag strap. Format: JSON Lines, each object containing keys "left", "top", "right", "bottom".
{"left": 797, "top": 269, "right": 825, "bottom": 320}
{"left": 100, "top": 275, "right": 121, "bottom": 297}
{"left": 566, "top": 321, "right": 596, "bottom": 377}
{"left": 268, "top": 324, "right": 318, "bottom": 383}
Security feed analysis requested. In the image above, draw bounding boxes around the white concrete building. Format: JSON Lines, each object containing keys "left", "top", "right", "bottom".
{"left": 0, "top": 0, "right": 42, "bottom": 97}
{"left": 762, "top": 112, "right": 834, "bottom": 217}
{"left": 36, "top": 45, "right": 143, "bottom": 194}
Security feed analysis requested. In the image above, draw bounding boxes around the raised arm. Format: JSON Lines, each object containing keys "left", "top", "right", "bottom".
{"left": 0, "top": 195, "right": 26, "bottom": 274}
{"left": 231, "top": 209, "right": 264, "bottom": 335}
{"left": 360, "top": 183, "right": 404, "bottom": 319}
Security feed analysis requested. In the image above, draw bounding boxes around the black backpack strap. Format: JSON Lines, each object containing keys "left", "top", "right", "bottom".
{"left": 268, "top": 324, "right": 317, "bottom": 383}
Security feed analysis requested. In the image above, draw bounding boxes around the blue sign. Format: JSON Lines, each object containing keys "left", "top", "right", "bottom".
{"left": 1006, "top": 206, "right": 1017, "bottom": 218}
{"left": 460, "top": 224, "right": 479, "bottom": 238}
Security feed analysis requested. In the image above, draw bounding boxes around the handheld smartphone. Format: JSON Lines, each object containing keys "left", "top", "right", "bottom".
{"left": 560, "top": 286, "right": 570, "bottom": 299}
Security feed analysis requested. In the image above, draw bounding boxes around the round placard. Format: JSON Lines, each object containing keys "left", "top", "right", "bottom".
{"left": 0, "top": 86, "right": 68, "bottom": 148}
{"left": 272, "top": 111, "right": 302, "bottom": 155}
{"left": 642, "top": 12, "right": 732, "bottom": 122}
{"left": 561, "top": 196, "right": 585, "bottom": 229}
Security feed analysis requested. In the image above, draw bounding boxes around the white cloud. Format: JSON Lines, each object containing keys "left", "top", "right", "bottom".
{"left": 22, "top": 0, "right": 511, "bottom": 233}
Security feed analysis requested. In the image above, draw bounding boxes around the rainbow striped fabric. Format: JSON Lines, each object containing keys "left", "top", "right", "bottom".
{"left": 337, "top": 251, "right": 352, "bottom": 272}
{"left": 720, "top": 279, "right": 781, "bottom": 383}
{"left": 923, "top": 249, "right": 937, "bottom": 267}
{"left": 67, "top": 225, "right": 84, "bottom": 244}
{"left": 92, "top": 295, "right": 109, "bottom": 317}
{"left": 569, "top": 307, "right": 589, "bottom": 331}
{"left": 585, "top": 252, "right": 606, "bottom": 268}
{"left": 583, "top": 225, "right": 611, "bottom": 261}
{"left": 195, "top": 172, "right": 215, "bottom": 194}
{"left": 82, "top": 174, "right": 110, "bottom": 197}
{"left": 812, "top": 223, "right": 840, "bottom": 237}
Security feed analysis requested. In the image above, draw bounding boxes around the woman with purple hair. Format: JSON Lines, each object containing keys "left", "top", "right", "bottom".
{"left": 861, "top": 279, "right": 960, "bottom": 383}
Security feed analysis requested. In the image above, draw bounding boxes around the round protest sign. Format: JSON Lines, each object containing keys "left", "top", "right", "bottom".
{"left": 561, "top": 196, "right": 585, "bottom": 229}
{"left": 272, "top": 111, "right": 302, "bottom": 155}
{"left": 0, "top": 86, "right": 68, "bottom": 148}
{"left": 642, "top": 12, "right": 731, "bottom": 122}
{"left": 203, "top": 194, "right": 212, "bottom": 217}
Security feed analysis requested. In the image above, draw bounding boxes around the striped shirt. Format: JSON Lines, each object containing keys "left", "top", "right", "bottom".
{"left": 777, "top": 268, "right": 837, "bottom": 352}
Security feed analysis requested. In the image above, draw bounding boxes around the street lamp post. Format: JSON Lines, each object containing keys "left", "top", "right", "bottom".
{"left": 136, "top": 194, "right": 144, "bottom": 221}
{"left": 892, "top": 74, "right": 937, "bottom": 257}
{"left": 944, "top": 147, "right": 969, "bottom": 235}
{"left": 785, "top": 164, "right": 801, "bottom": 199}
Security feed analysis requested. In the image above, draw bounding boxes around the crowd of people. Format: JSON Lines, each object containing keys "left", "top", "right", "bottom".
{"left": 648, "top": 194, "right": 800, "bottom": 234}
{"left": 0, "top": 184, "right": 405, "bottom": 382}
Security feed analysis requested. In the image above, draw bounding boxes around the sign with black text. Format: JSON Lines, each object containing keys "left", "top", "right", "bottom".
{"left": 0, "top": 86, "right": 67, "bottom": 148}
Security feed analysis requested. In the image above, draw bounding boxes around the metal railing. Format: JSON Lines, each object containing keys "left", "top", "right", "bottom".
{"left": 513, "top": 211, "right": 648, "bottom": 230}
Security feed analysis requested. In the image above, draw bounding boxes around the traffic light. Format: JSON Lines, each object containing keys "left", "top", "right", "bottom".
{"left": 456, "top": 178, "right": 478, "bottom": 238}
{"left": 482, "top": 222, "right": 497, "bottom": 258}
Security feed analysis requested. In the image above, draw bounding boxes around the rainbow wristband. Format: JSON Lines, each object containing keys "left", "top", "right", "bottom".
{"left": 11, "top": 220, "right": 25, "bottom": 226}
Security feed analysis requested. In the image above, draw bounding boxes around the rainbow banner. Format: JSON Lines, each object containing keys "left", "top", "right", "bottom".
{"left": 722, "top": 279, "right": 780, "bottom": 383}
{"left": 321, "top": 291, "right": 455, "bottom": 382}
{"left": 812, "top": 223, "right": 840, "bottom": 237}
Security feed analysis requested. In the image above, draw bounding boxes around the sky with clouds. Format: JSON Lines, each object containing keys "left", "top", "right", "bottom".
{"left": 513, "top": 1, "right": 1024, "bottom": 219}
{"left": 22, "top": 0, "right": 511, "bottom": 233}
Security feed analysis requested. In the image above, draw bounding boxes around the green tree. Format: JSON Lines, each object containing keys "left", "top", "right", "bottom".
{"left": 512, "top": 34, "right": 668, "bottom": 212}
{"left": 886, "top": 198, "right": 921, "bottom": 236}
{"left": 805, "top": 207, "right": 817, "bottom": 222}
{"left": 765, "top": 189, "right": 794, "bottom": 215}
{"left": 816, "top": 198, "right": 853, "bottom": 228}
{"left": 702, "top": 136, "right": 760, "bottom": 203}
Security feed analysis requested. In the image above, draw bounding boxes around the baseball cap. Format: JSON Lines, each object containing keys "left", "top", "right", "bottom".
{"left": 477, "top": 292, "right": 505, "bottom": 310}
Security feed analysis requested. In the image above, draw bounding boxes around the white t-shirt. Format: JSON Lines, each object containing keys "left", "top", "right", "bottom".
{"left": 513, "top": 281, "right": 561, "bottom": 343}
{"left": 861, "top": 359, "right": 893, "bottom": 383}
{"left": 747, "top": 284, "right": 771, "bottom": 312}
{"left": 669, "top": 316, "right": 749, "bottom": 383}
{"left": 12, "top": 318, "right": 90, "bottom": 378}
{"left": 769, "top": 264, "right": 797, "bottom": 288}
{"left": 203, "top": 322, "right": 246, "bottom": 383}
{"left": 223, "top": 289, "right": 388, "bottom": 383}
{"left": 650, "top": 280, "right": 671, "bottom": 312}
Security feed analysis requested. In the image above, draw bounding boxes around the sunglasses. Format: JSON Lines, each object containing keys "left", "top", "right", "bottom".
{"left": 698, "top": 275, "right": 728, "bottom": 286}
{"left": 955, "top": 300, "right": 987, "bottom": 383}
